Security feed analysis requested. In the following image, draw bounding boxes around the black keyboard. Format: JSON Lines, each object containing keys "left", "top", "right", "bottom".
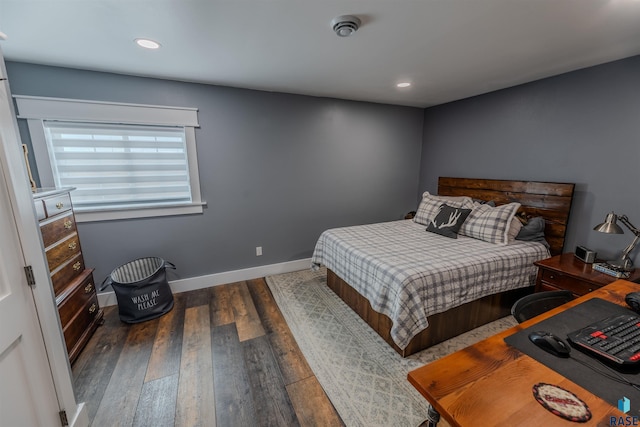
{"left": 567, "top": 314, "right": 640, "bottom": 366}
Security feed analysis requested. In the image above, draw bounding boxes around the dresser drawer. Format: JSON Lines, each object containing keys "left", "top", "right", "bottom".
{"left": 51, "top": 254, "right": 85, "bottom": 297}
{"left": 34, "top": 199, "right": 46, "bottom": 221}
{"left": 46, "top": 233, "right": 82, "bottom": 272}
{"left": 62, "top": 294, "right": 99, "bottom": 355}
{"left": 43, "top": 193, "right": 71, "bottom": 217}
{"left": 44, "top": 193, "right": 72, "bottom": 218}
{"left": 58, "top": 271, "right": 96, "bottom": 327}
{"left": 539, "top": 269, "right": 598, "bottom": 295}
{"left": 40, "top": 212, "right": 76, "bottom": 248}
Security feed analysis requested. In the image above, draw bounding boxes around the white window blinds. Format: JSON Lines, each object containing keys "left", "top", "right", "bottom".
{"left": 43, "top": 121, "right": 192, "bottom": 210}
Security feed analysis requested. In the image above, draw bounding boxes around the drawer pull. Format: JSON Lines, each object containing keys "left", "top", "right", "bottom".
{"left": 85, "top": 283, "right": 93, "bottom": 293}
{"left": 64, "top": 220, "right": 73, "bottom": 229}
{"left": 73, "top": 261, "right": 82, "bottom": 271}
{"left": 89, "top": 303, "right": 97, "bottom": 314}
{"left": 68, "top": 241, "right": 77, "bottom": 250}
{"left": 56, "top": 202, "right": 64, "bottom": 209}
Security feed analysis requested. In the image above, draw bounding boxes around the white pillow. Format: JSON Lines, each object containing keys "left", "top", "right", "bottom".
{"left": 413, "top": 192, "right": 474, "bottom": 226}
{"left": 507, "top": 216, "right": 523, "bottom": 242}
{"left": 460, "top": 202, "right": 521, "bottom": 245}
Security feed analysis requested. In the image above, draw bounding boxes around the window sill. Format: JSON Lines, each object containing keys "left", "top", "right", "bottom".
{"left": 74, "top": 201, "right": 206, "bottom": 223}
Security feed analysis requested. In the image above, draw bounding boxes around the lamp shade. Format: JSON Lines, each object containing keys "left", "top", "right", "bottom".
{"left": 593, "top": 212, "right": 624, "bottom": 234}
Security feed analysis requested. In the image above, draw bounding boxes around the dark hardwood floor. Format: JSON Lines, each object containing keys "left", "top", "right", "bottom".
{"left": 72, "top": 278, "right": 345, "bottom": 427}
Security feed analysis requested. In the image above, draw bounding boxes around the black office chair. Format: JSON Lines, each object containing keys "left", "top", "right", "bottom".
{"left": 511, "top": 290, "right": 575, "bottom": 323}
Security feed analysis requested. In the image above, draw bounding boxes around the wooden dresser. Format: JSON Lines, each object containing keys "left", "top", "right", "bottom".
{"left": 33, "top": 188, "right": 103, "bottom": 364}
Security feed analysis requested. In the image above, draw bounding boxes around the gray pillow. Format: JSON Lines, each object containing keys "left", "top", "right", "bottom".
{"left": 426, "top": 204, "right": 472, "bottom": 239}
{"left": 515, "top": 217, "right": 550, "bottom": 248}
{"left": 472, "top": 199, "right": 496, "bottom": 207}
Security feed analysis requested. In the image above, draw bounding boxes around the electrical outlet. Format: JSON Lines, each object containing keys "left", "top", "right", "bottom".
{"left": 256, "top": 246, "right": 262, "bottom": 256}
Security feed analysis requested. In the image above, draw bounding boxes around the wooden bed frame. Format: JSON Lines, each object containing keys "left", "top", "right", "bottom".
{"left": 326, "top": 177, "right": 575, "bottom": 357}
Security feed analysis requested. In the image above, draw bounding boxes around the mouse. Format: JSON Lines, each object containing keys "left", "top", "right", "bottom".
{"left": 626, "top": 292, "right": 640, "bottom": 313}
{"left": 528, "top": 331, "right": 571, "bottom": 357}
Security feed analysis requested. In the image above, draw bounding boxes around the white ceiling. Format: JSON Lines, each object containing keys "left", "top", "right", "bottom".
{"left": 2, "top": 1, "right": 640, "bottom": 108}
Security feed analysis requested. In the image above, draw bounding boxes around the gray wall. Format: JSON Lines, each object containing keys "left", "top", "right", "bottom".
{"left": 419, "top": 55, "right": 640, "bottom": 265}
{"left": 11, "top": 54, "right": 640, "bottom": 283}
{"left": 7, "top": 62, "right": 424, "bottom": 283}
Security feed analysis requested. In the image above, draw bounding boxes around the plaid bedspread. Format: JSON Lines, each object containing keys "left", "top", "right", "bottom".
{"left": 311, "top": 219, "right": 550, "bottom": 349}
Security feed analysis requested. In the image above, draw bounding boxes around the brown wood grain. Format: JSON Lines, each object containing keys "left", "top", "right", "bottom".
{"left": 40, "top": 211, "right": 76, "bottom": 248}
{"left": 72, "top": 305, "right": 128, "bottom": 422}
{"left": 408, "top": 279, "right": 639, "bottom": 427}
{"left": 535, "top": 253, "right": 640, "bottom": 296}
{"left": 228, "top": 281, "right": 266, "bottom": 342}
{"left": 74, "top": 278, "right": 343, "bottom": 426}
{"left": 184, "top": 287, "right": 210, "bottom": 308}
{"left": 57, "top": 270, "right": 95, "bottom": 324}
{"left": 210, "top": 283, "right": 234, "bottom": 326}
{"left": 324, "top": 176, "right": 575, "bottom": 357}
{"left": 45, "top": 232, "right": 82, "bottom": 271}
{"left": 36, "top": 190, "right": 103, "bottom": 366}
{"left": 145, "top": 293, "right": 186, "bottom": 382}
{"left": 247, "top": 277, "right": 314, "bottom": 384}
{"left": 438, "top": 177, "right": 575, "bottom": 197}
{"left": 242, "top": 335, "right": 300, "bottom": 427}
{"left": 327, "top": 268, "right": 530, "bottom": 356}
{"left": 91, "top": 319, "right": 159, "bottom": 426}
{"left": 286, "top": 376, "right": 344, "bottom": 427}
{"left": 62, "top": 294, "right": 99, "bottom": 353}
{"left": 61, "top": 270, "right": 103, "bottom": 363}
{"left": 438, "top": 177, "right": 575, "bottom": 256}
{"left": 50, "top": 253, "right": 85, "bottom": 296}
{"left": 176, "top": 305, "right": 215, "bottom": 427}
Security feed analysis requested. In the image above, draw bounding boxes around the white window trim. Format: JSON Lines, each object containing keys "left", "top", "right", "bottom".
{"left": 15, "top": 95, "right": 205, "bottom": 222}
{"left": 15, "top": 95, "right": 200, "bottom": 126}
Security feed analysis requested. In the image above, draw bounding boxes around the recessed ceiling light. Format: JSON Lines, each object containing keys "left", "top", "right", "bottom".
{"left": 397, "top": 82, "right": 412, "bottom": 88}
{"left": 135, "top": 38, "right": 161, "bottom": 49}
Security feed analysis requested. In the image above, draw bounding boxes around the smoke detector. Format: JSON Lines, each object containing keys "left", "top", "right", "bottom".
{"left": 331, "top": 15, "right": 361, "bottom": 37}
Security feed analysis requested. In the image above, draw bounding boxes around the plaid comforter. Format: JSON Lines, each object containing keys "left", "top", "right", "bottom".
{"left": 311, "top": 219, "right": 550, "bottom": 349}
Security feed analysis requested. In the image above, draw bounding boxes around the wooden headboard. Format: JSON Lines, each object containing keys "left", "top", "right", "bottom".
{"left": 438, "top": 177, "right": 575, "bottom": 256}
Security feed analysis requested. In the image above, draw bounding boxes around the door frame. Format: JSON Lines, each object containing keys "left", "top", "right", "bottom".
{"left": 0, "top": 48, "right": 88, "bottom": 427}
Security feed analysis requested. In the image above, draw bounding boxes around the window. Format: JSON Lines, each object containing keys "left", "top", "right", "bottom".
{"left": 15, "top": 96, "right": 204, "bottom": 222}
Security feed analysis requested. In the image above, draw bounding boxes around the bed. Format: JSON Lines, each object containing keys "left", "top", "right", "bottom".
{"left": 311, "top": 177, "right": 575, "bottom": 356}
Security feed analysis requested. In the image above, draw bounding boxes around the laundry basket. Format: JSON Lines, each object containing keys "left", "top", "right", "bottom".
{"left": 101, "top": 257, "right": 175, "bottom": 323}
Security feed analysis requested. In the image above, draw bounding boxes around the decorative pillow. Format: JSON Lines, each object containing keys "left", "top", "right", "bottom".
{"left": 507, "top": 215, "right": 523, "bottom": 242}
{"left": 472, "top": 199, "right": 497, "bottom": 207}
{"left": 516, "top": 217, "right": 550, "bottom": 249}
{"left": 460, "top": 202, "right": 521, "bottom": 245}
{"left": 426, "top": 204, "right": 472, "bottom": 239}
{"left": 414, "top": 192, "right": 473, "bottom": 225}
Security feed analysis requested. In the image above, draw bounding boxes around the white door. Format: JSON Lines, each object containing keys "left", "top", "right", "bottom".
{"left": 0, "top": 141, "right": 61, "bottom": 424}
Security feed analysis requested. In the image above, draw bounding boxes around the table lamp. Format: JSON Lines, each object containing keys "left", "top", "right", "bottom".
{"left": 593, "top": 212, "right": 640, "bottom": 271}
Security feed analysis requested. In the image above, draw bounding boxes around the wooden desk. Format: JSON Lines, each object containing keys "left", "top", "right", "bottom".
{"left": 408, "top": 279, "right": 638, "bottom": 426}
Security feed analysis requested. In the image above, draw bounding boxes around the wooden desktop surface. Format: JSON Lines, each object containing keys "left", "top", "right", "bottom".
{"left": 408, "top": 279, "right": 639, "bottom": 426}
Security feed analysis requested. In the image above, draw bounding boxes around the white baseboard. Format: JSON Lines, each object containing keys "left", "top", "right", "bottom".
{"left": 97, "top": 257, "right": 312, "bottom": 307}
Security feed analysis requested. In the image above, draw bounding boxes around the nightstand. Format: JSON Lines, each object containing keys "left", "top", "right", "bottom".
{"left": 534, "top": 253, "right": 640, "bottom": 296}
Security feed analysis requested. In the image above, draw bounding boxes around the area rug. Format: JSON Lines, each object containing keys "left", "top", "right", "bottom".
{"left": 265, "top": 267, "right": 517, "bottom": 427}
